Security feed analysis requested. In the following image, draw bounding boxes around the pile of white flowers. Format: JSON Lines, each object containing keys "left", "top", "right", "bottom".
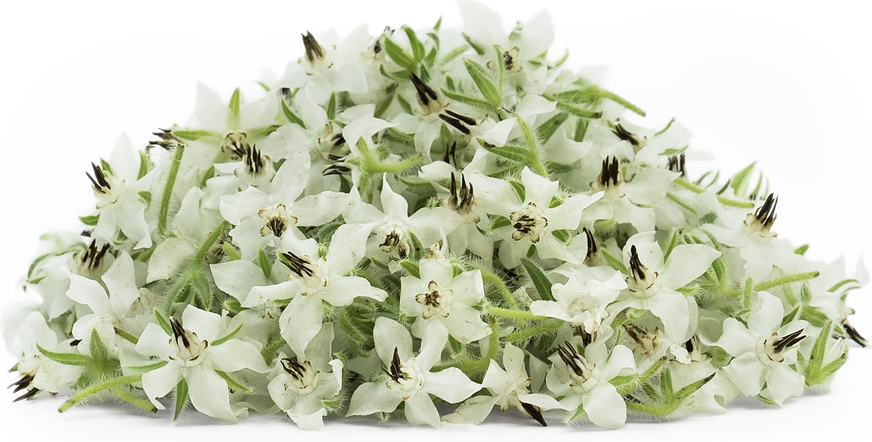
{"left": 4, "top": 2, "right": 867, "bottom": 430}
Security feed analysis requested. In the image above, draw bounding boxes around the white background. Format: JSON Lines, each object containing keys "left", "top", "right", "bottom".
{"left": 0, "top": 0, "right": 870, "bottom": 439}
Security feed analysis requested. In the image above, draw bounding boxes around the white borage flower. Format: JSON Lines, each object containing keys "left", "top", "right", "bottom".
{"left": 219, "top": 140, "right": 350, "bottom": 261}
{"left": 458, "top": 1, "right": 555, "bottom": 95}
{"left": 267, "top": 324, "right": 343, "bottom": 430}
{"left": 238, "top": 223, "right": 386, "bottom": 359}
{"left": 443, "top": 342, "right": 563, "bottom": 426}
{"left": 346, "top": 318, "right": 480, "bottom": 427}
{"left": 343, "top": 174, "right": 465, "bottom": 264}
{"left": 545, "top": 339, "right": 636, "bottom": 429}
{"left": 8, "top": 312, "right": 84, "bottom": 401}
{"left": 531, "top": 265, "right": 626, "bottom": 340}
{"left": 65, "top": 251, "right": 140, "bottom": 355}
{"left": 400, "top": 243, "right": 490, "bottom": 344}
{"left": 467, "top": 167, "right": 601, "bottom": 268}
{"left": 25, "top": 233, "right": 114, "bottom": 320}
{"left": 135, "top": 305, "right": 270, "bottom": 421}
{"left": 417, "top": 167, "right": 495, "bottom": 264}
{"left": 610, "top": 231, "right": 721, "bottom": 343}
{"left": 277, "top": 27, "right": 370, "bottom": 103}
{"left": 87, "top": 135, "right": 155, "bottom": 249}
{"left": 702, "top": 193, "right": 800, "bottom": 282}
{"left": 709, "top": 291, "right": 808, "bottom": 405}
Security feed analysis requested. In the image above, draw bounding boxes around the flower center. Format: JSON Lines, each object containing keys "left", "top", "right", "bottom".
{"left": 74, "top": 239, "right": 111, "bottom": 276}
{"left": 258, "top": 204, "right": 298, "bottom": 238}
{"left": 377, "top": 219, "right": 412, "bottom": 259}
{"left": 317, "top": 123, "right": 349, "bottom": 158}
{"left": 234, "top": 145, "right": 275, "bottom": 188}
{"left": 167, "top": 319, "right": 209, "bottom": 368}
{"left": 87, "top": 162, "right": 125, "bottom": 209}
{"left": 279, "top": 252, "right": 328, "bottom": 295}
{"left": 415, "top": 280, "right": 454, "bottom": 319}
{"left": 510, "top": 202, "right": 548, "bottom": 243}
{"left": 591, "top": 156, "right": 627, "bottom": 202}
{"left": 300, "top": 32, "right": 335, "bottom": 73}
{"left": 281, "top": 358, "right": 321, "bottom": 395}
{"left": 557, "top": 342, "right": 600, "bottom": 394}
{"left": 626, "top": 325, "right": 662, "bottom": 358}
{"left": 743, "top": 193, "right": 778, "bottom": 242}
{"left": 383, "top": 348, "right": 425, "bottom": 400}
{"left": 757, "top": 329, "right": 806, "bottom": 367}
{"left": 439, "top": 173, "right": 477, "bottom": 219}
{"left": 410, "top": 73, "right": 447, "bottom": 116}
{"left": 221, "top": 131, "right": 250, "bottom": 157}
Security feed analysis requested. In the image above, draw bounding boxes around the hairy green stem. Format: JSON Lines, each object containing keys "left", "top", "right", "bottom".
{"left": 158, "top": 145, "right": 186, "bottom": 237}
{"left": 59, "top": 375, "right": 142, "bottom": 412}
{"left": 674, "top": 178, "right": 755, "bottom": 209}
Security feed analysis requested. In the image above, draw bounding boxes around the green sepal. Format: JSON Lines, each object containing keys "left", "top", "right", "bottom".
{"left": 395, "top": 91, "right": 414, "bottom": 114}
{"left": 228, "top": 88, "right": 241, "bottom": 117}
{"left": 403, "top": 26, "right": 425, "bottom": 61}
{"left": 488, "top": 216, "right": 511, "bottom": 232}
{"left": 482, "top": 143, "right": 530, "bottom": 163}
{"left": 730, "top": 162, "right": 757, "bottom": 196}
{"left": 79, "top": 214, "right": 100, "bottom": 226}
{"left": 125, "top": 360, "right": 169, "bottom": 372}
{"left": 520, "top": 258, "right": 554, "bottom": 302}
{"left": 660, "top": 146, "right": 688, "bottom": 156}
{"left": 536, "top": 112, "right": 568, "bottom": 144}
{"left": 383, "top": 36, "right": 417, "bottom": 71}
{"left": 172, "top": 129, "right": 213, "bottom": 141}
{"left": 257, "top": 248, "right": 272, "bottom": 279}
{"left": 462, "top": 33, "right": 485, "bottom": 55}
{"left": 36, "top": 344, "right": 92, "bottom": 367}
{"left": 326, "top": 91, "right": 337, "bottom": 120}
{"left": 154, "top": 308, "right": 173, "bottom": 336}
{"left": 138, "top": 190, "right": 152, "bottom": 208}
{"left": 399, "top": 260, "right": 421, "bottom": 279}
{"left": 215, "top": 370, "right": 252, "bottom": 393}
{"left": 601, "top": 248, "right": 629, "bottom": 275}
{"left": 89, "top": 328, "right": 111, "bottom": 370}
{"left": 213, "top": 323, "right": 244, "bottom": 347}
{"left": 508, "top": 179, "right": 525, "bottom": 202}
{"left": 463, "top": 58, "right": 501, "bottom": 107}
{"left": 551, "top": 229, "right": 570, "bottom": 244}
{"left": 280, "top": 98, "right": 306, "bottom": 128}
{"left": 174, "top": 378, "right": 189, "bottom": 420}
{"left": 440, "top": 88, "right": 495, "bottom": 111}
{"left": 138, "top": 151, "right": 153, "bottom": 180}
{"left": 223, "top": 298, "right": 244, "bottom": 314}
{"left": 794, "top": 244, "right": 809, "bottom": 255}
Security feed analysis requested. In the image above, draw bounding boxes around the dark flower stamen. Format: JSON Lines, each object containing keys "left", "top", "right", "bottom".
{"left": 667, "top": 153, "right": 686, "bottom": 177}
{"left": 772, "top": 328, "right": 806, "bottom": 354}
{"left": 149, "top": 128, "right": 181, "bottom": 150}
{"left": 628, "top": 245, "right": 646, "bottom": 281}
{"left": 556, "top": 341, "right": 584, "bottom": 377}
{"left": 383, "top": 348, "right": 409, "bottom": 382}
{"left": 521, "top": 401, "right": 547, "bottom": 427}
{"left": 598, "top": 157, "right": 620, "bottom": 188}
{"left": 169, "top": 318, "right": 190, "bottom": 349}
{"left": 612, "top": 124, "right": 644, "bottom": 148}
{"left": 302, "top": 31, "right": 325, "bottom": 62}
{"left": 86, "top": 162, "right": 111, "bottom": 193}
{"left": 281, "top": 358, "right": 307, "bottom": 381}
{"left": 410, "top": 73, "right": 438, "bottom": 107}
{"left": 754, "top": 193, "right": 778, "bottom": 229}
{"left": 280, "top": 251, "right": 316, "bottom": 277}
